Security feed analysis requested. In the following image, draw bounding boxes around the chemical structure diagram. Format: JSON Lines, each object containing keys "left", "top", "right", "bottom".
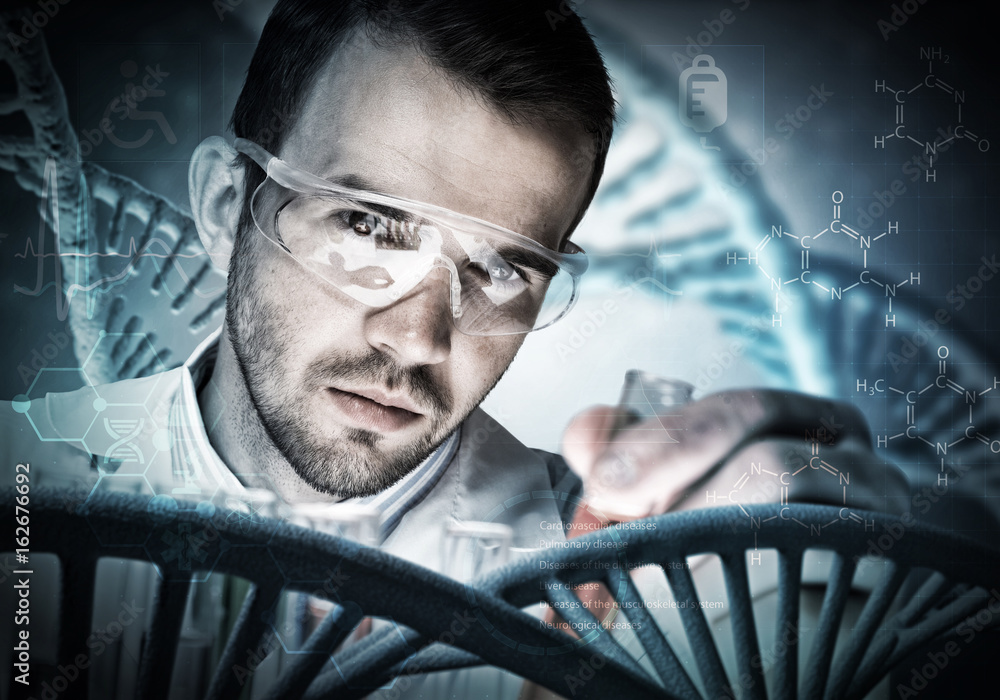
{"left": 874, "top": 46, "right": 989, "bottom": 183}
{"left": 706, "top": 435, "right": 875, "bottom": 565}
{"left": 856, "top": 345, "right": 1000, "bottom": 460}
{"left": 727, "top": 190, "right": 919, "bottom": 329}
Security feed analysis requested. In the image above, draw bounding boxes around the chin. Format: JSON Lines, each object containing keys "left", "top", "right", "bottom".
{"left": 283, "top": 432, "right": 428, "bottom": 499}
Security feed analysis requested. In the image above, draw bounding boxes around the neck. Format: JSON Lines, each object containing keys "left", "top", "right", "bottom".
{"left": 198, "top": 328, "right": 340, "bottom": 504}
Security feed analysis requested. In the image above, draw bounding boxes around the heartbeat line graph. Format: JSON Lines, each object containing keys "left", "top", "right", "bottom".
{"left": 17, "top": 236, "right": 210, "bottom": 261}
{"left": 13, "top": 158, "right": 217, "bottom": 321}
{"left": 599, "top": 237, "right": 685, "bottom": 297}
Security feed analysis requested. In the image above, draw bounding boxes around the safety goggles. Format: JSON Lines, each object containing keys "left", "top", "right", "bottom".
{"left": 234, "top": 139, "right": 589, "bottom": 336}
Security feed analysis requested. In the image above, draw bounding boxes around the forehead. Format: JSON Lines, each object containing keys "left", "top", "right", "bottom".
{"left": 277, "top": 36, "right": 593, "bottom": 250}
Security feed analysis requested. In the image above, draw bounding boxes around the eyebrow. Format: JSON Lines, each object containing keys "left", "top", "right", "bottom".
{"left": 326, "top": 173, "right": 382, "bottom": 192}
{"left": 325, "top": 173, "right": 419, "bottom": 223}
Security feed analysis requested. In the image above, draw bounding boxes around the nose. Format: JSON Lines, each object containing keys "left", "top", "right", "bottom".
{"left": 363, "top": 267, "right": 454, "bottom": 366}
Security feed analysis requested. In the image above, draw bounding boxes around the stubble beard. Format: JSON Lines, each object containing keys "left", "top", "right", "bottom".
{"left": 224, "top": 228, "right": 485, "bottom": 499}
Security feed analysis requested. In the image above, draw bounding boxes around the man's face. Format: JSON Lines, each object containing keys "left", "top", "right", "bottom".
{"left": 226, "top": 38, "right": 593, "bottom": 498}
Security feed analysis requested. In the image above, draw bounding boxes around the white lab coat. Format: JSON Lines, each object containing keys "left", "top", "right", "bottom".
{"left": 0, "top": 360, "right": 581, "bottom": 698}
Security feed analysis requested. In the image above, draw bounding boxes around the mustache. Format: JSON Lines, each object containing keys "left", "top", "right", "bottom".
{"left": 305, "top": 350, "right": 451, "bottom": 415}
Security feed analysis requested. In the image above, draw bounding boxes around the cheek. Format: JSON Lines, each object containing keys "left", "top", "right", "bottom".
{"left": 245, "top": 238, "right": 363, "bottom": 351}
{"left": 452, "top": 336, "right": 523, "bottom": 391}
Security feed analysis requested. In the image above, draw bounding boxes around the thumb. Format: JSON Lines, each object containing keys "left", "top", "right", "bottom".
{"left": 562, "top": 405, "right": 640, "bottom": 484}
{"left": 561, "top": 404, "right": 621, "bottom": 483}
{"left": 563, "top": 404, "right": 683, "bottom": 521}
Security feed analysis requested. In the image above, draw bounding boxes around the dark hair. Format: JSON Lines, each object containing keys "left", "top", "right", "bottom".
{"left": 229, "top": 0, "right": 615, "bottom": 238}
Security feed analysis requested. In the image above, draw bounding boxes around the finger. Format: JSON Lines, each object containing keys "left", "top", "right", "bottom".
{"left": 607, "top": 389, "right": 874, "bottom": 470}
{"left": 690, "top": 389, "right": 874, "bottom": 446}
{"left": 563, "top": 405, "right": 682, "bottom": 520}
{"left": 666, "top": 437, "right": 909, "bottom": 516}
{"left": 574, "top": 397, "right": 748, "bottom": 519}
{"left": 586, "top": 434, "right": 711, "bottom": 519}
{"left": 561, "top": 405, "right": 619, "bottom": 480}
{"left": 582, "top": 396, "right": 750, "bottom": 507}
{"left": 582, "top": 390, "right": 883, "bottom": 518}
{"left": 758, "top": 437, "right": 908, "bottom": 513}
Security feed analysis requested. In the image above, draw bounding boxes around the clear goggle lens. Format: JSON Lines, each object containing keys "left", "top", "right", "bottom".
{"left": 249, "top": 175, "right": 585, "bottom": 336}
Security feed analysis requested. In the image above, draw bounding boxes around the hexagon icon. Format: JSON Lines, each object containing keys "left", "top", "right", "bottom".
{"left": 265, "top": 586, "right": 344, "bottom": 655}
{"left": 143, "top": 495, "right": 228, "bottom": 583}
{"left": 267, "top": 594, "right": 415, "bottom": 693}
{"left": 83, "top": 401, "right": 159, "bottom": 476}
{"left": 265, "top": 541, "right": 352, "bottom": 589}
{"left": 147, "top": 519, "right": 226, "bottom": 582}
{"left": 21, "top": 368, "right": 99, "bottom": 443}
{"left": 218, "top": 473, "right": 295, "bottom": 545}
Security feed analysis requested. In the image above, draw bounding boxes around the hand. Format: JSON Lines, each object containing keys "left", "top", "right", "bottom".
{"left": 562, "top": 388, "right": 910, "bottom": 521}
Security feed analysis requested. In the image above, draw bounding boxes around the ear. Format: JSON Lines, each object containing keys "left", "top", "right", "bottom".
{"left": 189, "top": 136, "right": 244, "bottom": 270}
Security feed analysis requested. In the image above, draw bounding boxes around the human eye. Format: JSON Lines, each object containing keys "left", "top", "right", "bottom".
{"left": 485, "top": 246, "right": 558, "bottom": 285}
{"left": 337, "top": 210, "right": 384, "bottom": 237}
{"left": 283, "top": 197, "right": 384, "bottom": 243}
{"left": 467, "top": 254, "right": 529, "bottom": 288}
{"left": 330, "top": 205, "right": 423, "bottom": 252}
{"left": 487, "top": 257, "right": 525, "bottom": 283}
{"left": 347, "top": 210, "right": 377, "bottom": 235}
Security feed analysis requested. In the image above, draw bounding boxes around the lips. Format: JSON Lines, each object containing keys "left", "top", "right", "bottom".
{"left": 324, "top": 386, "right": 423, "bottom": 432}
{"left": 345, "top": 386, "right": 422, "bottom": 413}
